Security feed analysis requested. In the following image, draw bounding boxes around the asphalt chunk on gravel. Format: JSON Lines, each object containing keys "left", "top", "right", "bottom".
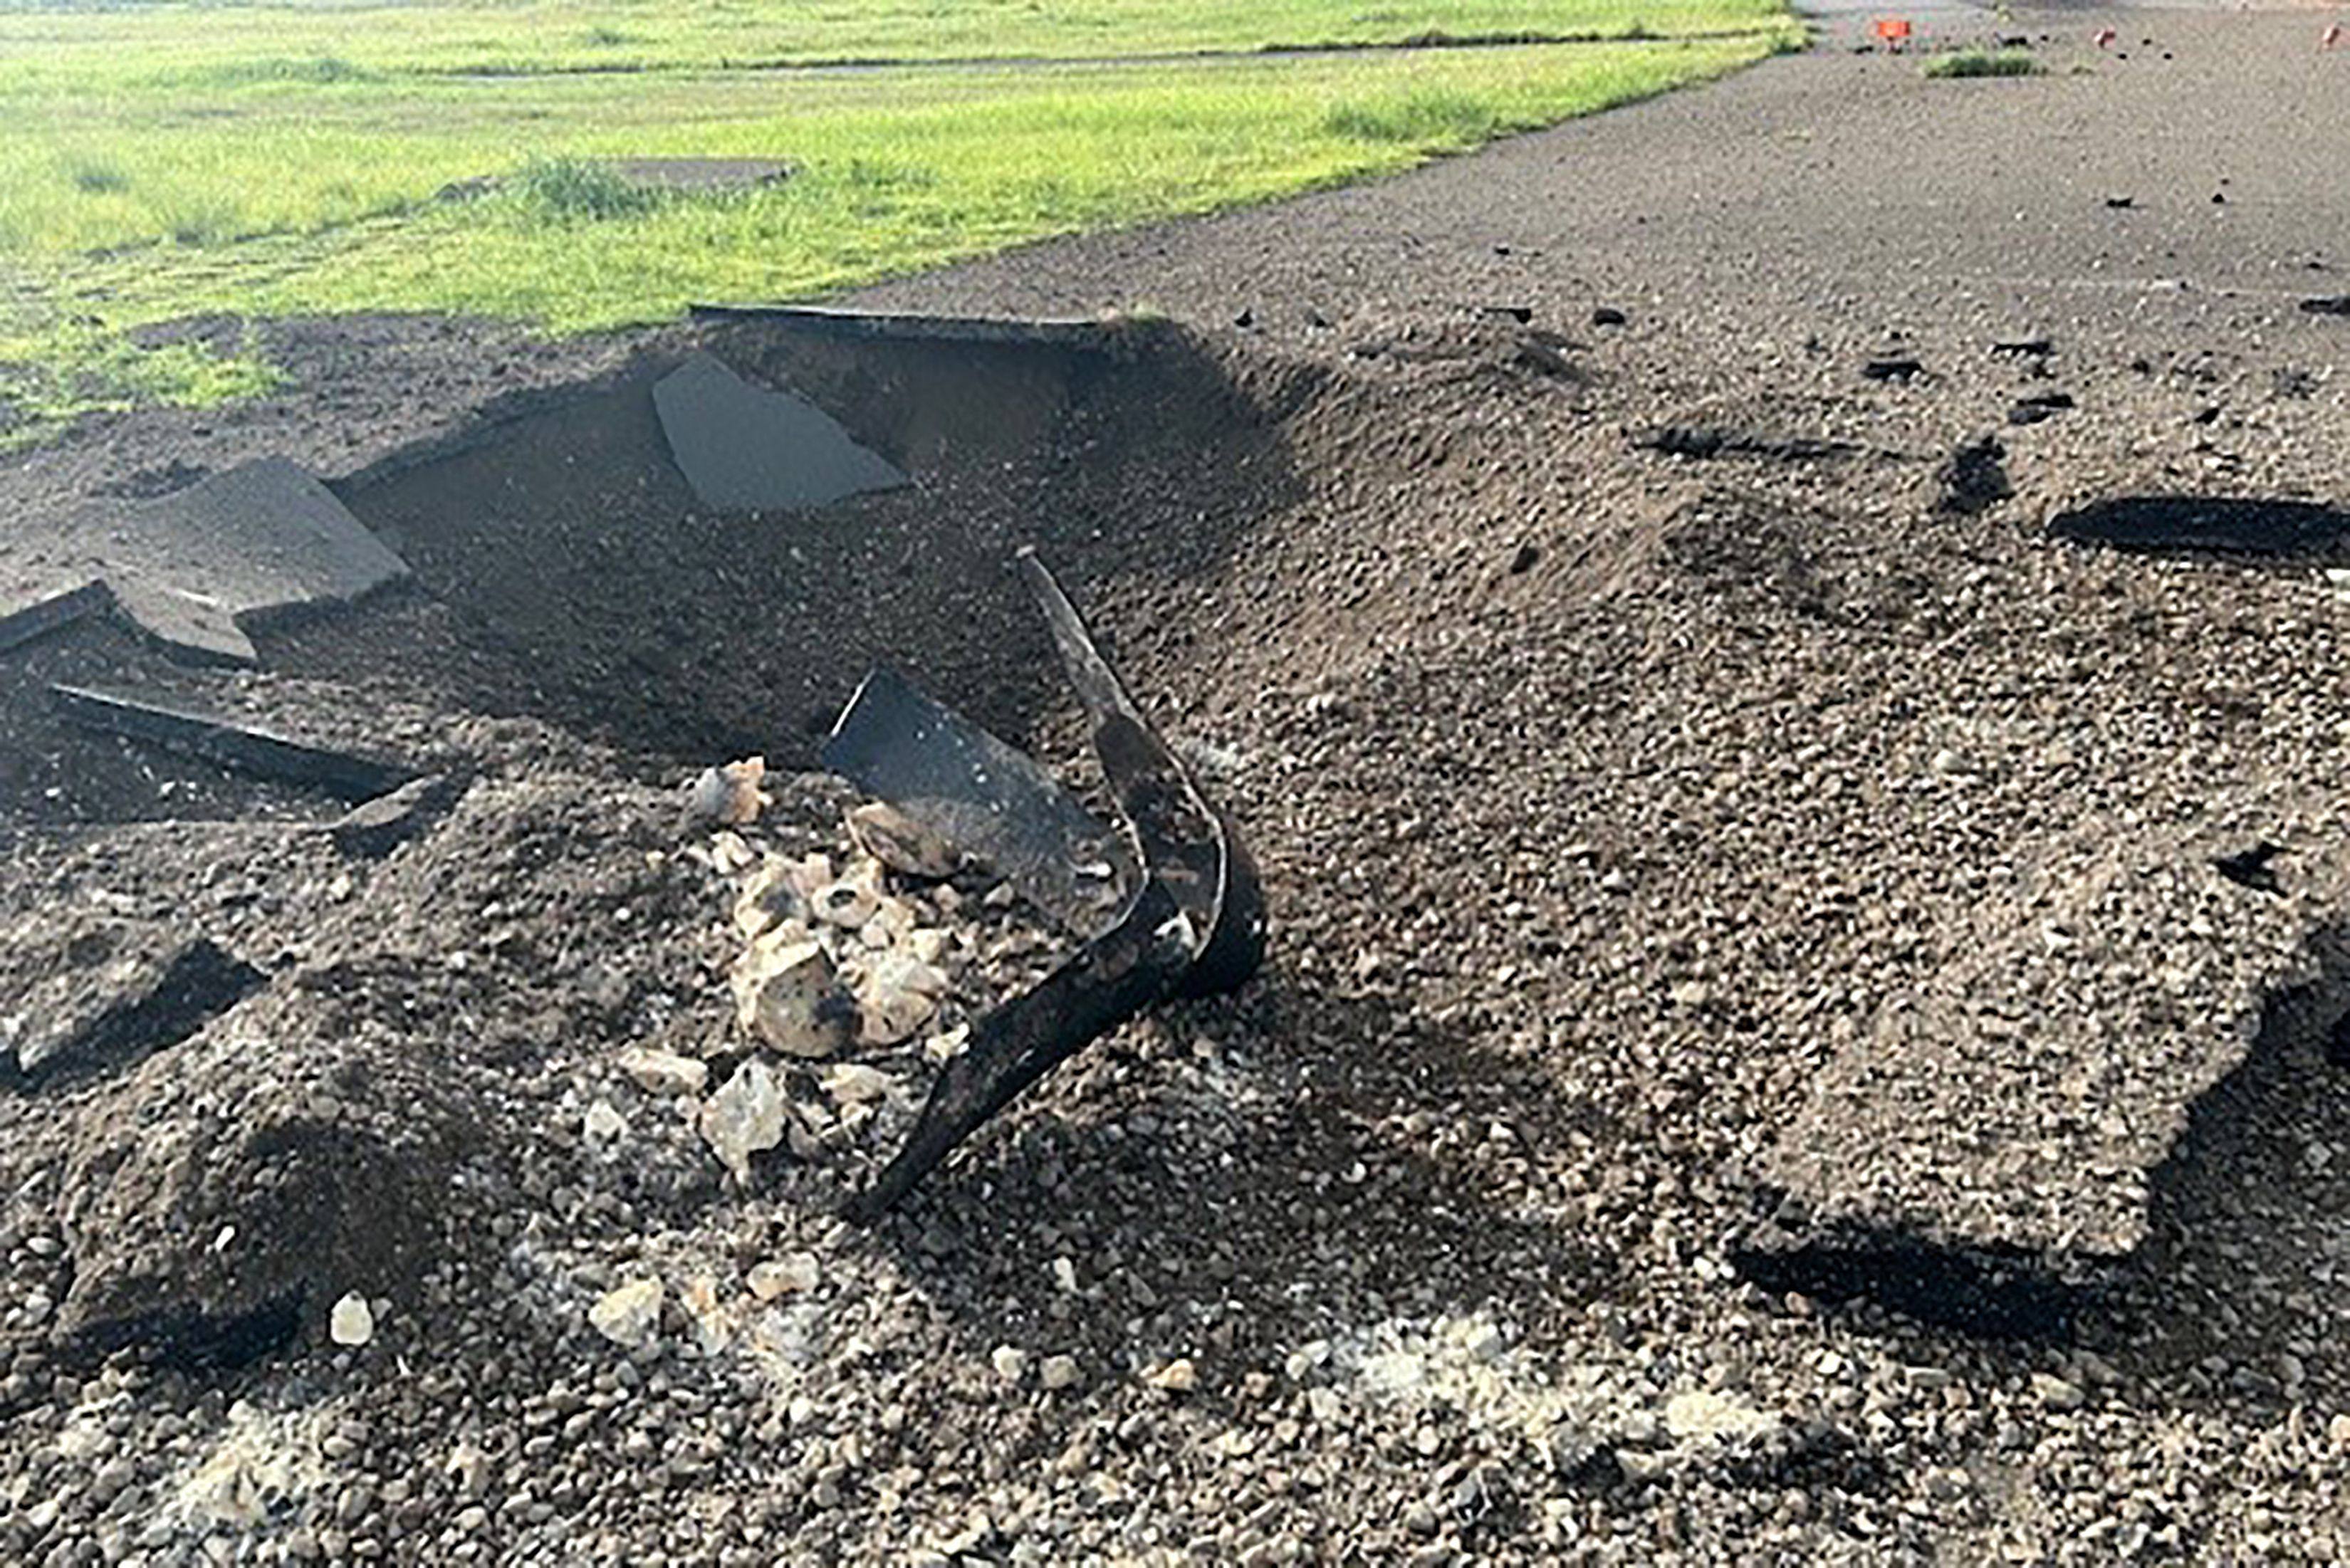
{"left": 8, "top": 9, "right": 2350, "bottom": 1565}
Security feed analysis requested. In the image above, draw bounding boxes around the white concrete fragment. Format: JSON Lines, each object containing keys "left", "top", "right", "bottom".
{"left": 590, "top": 1278, "right": 664, "bottom": 1350}
{"left": 820, "top": 1062, "right": 899, "bottom": 1106}
{"left": 857, "top": 950, "right": 951, "bottom": 1046}
{"left": 810, "top": 867, "right": 882, "bottom": 930}
{"left": 748, "top": 1252, "right": 822, "bottom": 1302}
{"left": 617, "top": 1047, "right": 709, "bottom": 1097}
{"left": 328, "top": 1292, "right": 374, "bottom": 1347}
{"left": 732, "top": 936, "right": 856, "bottom": 1058}
{"left": 734, "top": 857, "right": 809, "bottom": 939}
{"left": 682, "top": 1274, "right": 733, "bottom": 1355}
{"left": 701, "top": 1057, "right": 790, "bottom": 1185}
{"left": 685, "top": 756, "right": 766, "bottom": 827}
{"left": 1147, "top": 1358, "right": 1199, "bottom": 1394}
{"left": 583, "top": 1099, "right": 627, "bottom": 1151}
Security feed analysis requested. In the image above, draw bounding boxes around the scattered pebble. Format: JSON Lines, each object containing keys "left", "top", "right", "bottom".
{"left": 1147, "top": 1358, "right": 1200, "bottom": 1394}
{"left": 701, "top": 1057, "right": 790, "bottom": 1185}
{"left": 328, "top": 1292, "right": 374, "bottom": 1348}
{"left": 747, "top": 1253, "right": 823, "bottom": 1301}
{"left": 616, "top": 1046, "right": 709, "bottom": 1096}
{"left": 588, "top": 1279, "right": 664, "bottom": 1350}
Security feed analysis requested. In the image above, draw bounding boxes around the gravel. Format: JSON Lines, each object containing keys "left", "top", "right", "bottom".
{"left": 6, "top": 9, "right": 2350, "bottom": 1563}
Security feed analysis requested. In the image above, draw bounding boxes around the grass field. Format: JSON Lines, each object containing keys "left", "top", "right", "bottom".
{"left": 0, "top": 1, "right": 1797, "bottom": 439}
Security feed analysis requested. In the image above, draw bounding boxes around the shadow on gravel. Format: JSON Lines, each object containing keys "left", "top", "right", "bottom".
{"left": 860, "top": 969, "right": 1622, "bottom": 1379}
{"left": 1730, "top": 926, "right": 2350, "bottom": 1361}
{"left": 1727, "top": 1227, "right": 2092, "bottom": 1342}
{"left": 2098, "top": 924, "right": 2350, "bottom": 1413}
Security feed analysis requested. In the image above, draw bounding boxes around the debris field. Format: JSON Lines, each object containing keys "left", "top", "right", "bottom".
{"left": 8, "top": 10, "right": 2350, "bottom": 1565}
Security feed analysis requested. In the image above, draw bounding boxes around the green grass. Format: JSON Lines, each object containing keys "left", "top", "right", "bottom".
{"left": 505, "top": 156, "right": 670, "bottom": 223}
{"left": 0, "top": 2, "right": 1797, "bottom": 441}
{"left": 0, "top": 0, "right": 1792, "bottom": 83}
{"left": 1921, "top": 48, "right": 2040, "bottom": 79}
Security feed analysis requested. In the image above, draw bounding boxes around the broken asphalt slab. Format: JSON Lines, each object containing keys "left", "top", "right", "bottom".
{"left": 822, "top": 664, "right": 1139, "bottom": 936}
{"left": 51, "top": 684, "right": 415, "bottom": 803}
{"left": 0, "top": 918, "right": 261, "bottom": 1092}
{"left": 1758, "top": 807, "right": 2350, "bottom": 1272}
{"left": 2048, "top": 496, "right": 2350, "bottom": 555}
{"left": 0, "top": 456, "right": 408, "bottom": 664}
{"left": 689, "top": 302, "right": 1119, "bottom": 349}
{"left": 651, "top": 350, "right": 908, "bottom": 513}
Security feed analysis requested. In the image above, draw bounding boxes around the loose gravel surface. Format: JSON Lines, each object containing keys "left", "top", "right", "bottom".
{"left": 9, "top": 9, "right": 2350, "bottom": 1564}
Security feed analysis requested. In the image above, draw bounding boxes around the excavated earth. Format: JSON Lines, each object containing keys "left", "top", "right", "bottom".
{"left": 8, "top": 8, "right": 2350, "bottom": 1564}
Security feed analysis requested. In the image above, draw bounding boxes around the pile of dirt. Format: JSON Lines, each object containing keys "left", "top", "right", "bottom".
{"left": 9, "top": 16, "right": 2350, "bottom": 1561}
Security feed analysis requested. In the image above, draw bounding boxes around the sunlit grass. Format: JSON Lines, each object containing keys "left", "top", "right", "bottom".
{"left": 0, "top": 2, "right": 1798, "bottom": 437}
{"left": 0, "top": 0, "right": 1792, "bottom": 85}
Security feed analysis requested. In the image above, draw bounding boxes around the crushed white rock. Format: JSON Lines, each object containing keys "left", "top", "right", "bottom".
{"left": 617, "top": 1046, "right": 709, "bottom": 1097}
{"left": 1147, "top": 1358, "right": 1201, "bottom": 1394}
{"left": 701, "top": 1057, "right": 790, "bottom": 1185}
{"left": 748, "top": 1253, "right": 823, "bottom": 1302}
{"left": 1662, "top": 1389, "right": 1778, "bottom": 1444}
{"left": 855, "top": 951, "right": 950, "bottom": 1046}
{"left": 589, "top": 1278, "right": 664, "bottom": 1350}
{"left": 733, "top": 936, "right": 857, "bottom": 1058}
{"left": 328, "top": 1292, "right": 375, "bottom": 1348}
{"left": 685, "top": 756, "right": 768, "bottom": 827}
{"left": 820, "top": 1061, "right": 900, "bottom": 1107}
{"left": 583, "top": 1098, "right": 627, "bottom": 1151}
{"left": 681, "top": 1274, "right": 733, "bottom": 1354}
